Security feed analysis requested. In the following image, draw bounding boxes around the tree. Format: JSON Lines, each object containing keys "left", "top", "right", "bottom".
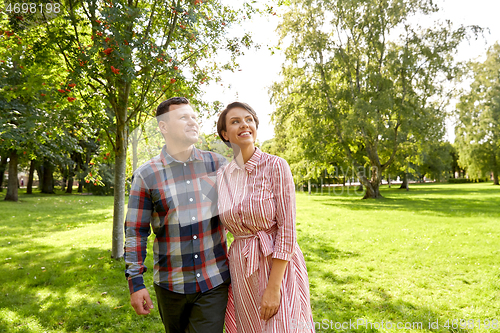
{"left": 0, "top": 16, "right": 86, "bottom": 200}
{"left": 271, "top": 0, "right": 478, "bottom": 198}
{"left": 33, "top": 0, "right": 256, "bottom": 258}
{"left": 455, "top": 43, "right": 500, "bottom": 185}
{"left": 415, "top": 141, "right": 453, "bottom": 182}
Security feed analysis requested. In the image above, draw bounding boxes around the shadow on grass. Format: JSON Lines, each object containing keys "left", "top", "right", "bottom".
{"left": 300, "top": 235, "right": 474, "bottom": 332}
{"left": 0, "top": 191, "right": 160, "bottom": 333}
{"left": 306, "top": 184, "right": 500, "bottom": 219}
{"left": 0, "top": 243, "right": 163, "bottom": 333}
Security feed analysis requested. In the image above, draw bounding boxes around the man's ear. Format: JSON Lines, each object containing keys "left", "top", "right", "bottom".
{"left": 158, "top": 120, "right": 168, "bottom": 135}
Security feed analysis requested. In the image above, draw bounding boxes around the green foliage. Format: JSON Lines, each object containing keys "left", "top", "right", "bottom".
{"left": 414, "top": 141, "right": 454, "bottom": 181}
{"left": 5, "top": 0, "right": 259, "bottom": 256}
{"left": 455, "top": 43, "right": 500, "bottom": 184}
{"left": 85, "top": 162, "right": 115, "bottom": 195}
{"left": 196, "top": 132, "right": 233, "bottom": 159}
{"left": 271, "top": 0, "right": 479, "bottom": 198}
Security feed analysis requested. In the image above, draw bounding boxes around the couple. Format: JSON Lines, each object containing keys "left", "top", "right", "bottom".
{"left": 124, "top": 97, "right": 315, "bottom": 333}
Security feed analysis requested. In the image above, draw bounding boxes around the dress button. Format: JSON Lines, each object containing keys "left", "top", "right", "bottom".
{"left": 189, "top": 198, "right": 193, "bottom": 202}
{"left": 194, "top": 254, "right": 198, "bottom": 259}
{"left": 191, "top": 216, "right": 195, "bottom": 221}
{"left": 193, "top": 235, "right": 197, "bottom": 240}
{"left": 196, "top": 273, "right": 201, "bottom": 278}
{"left": 184, "top": 163, "right": 187, "bottom": 166}
{"left": 187, "top": 180, "right": 191, "bottom": 184}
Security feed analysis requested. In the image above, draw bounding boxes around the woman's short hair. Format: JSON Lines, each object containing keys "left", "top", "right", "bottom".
{"left": 217, "top": 102, "right": 259, "bottom": 145}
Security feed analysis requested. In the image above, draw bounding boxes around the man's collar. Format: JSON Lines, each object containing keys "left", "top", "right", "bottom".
{"left": 160, "top": 145, "right": 203, "bottom": 166}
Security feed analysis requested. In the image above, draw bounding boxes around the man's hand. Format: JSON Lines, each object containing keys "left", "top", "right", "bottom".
{"left": 130, "top": 288, "right": 154, "bottom": 315}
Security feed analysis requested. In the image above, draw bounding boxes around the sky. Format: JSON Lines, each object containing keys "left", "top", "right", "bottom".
{"left": 201, "top": 0, "right": 500, "bottom": 144}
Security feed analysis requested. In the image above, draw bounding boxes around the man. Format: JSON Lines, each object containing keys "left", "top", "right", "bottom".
{"left": 124, "top": 97, "right": 230, "bottom": 333}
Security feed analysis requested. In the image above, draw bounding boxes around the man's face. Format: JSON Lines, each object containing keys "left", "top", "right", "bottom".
{"left": 158, "top": 104, "right": 200, "bottom": 147}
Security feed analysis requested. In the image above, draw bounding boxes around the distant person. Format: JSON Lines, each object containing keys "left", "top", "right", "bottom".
{"left": 124, "top": 97, "right": 230, "bottom": 333}
{"left": 216, "top": 102, "right": 315, "bottom": 332}
{"left": 20, "top": 178, "right": 24, "bottom": 187}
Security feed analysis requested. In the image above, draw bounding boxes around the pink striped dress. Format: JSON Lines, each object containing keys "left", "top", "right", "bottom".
{"left": 217, "top": 148, "right": 315, "bottom": 333}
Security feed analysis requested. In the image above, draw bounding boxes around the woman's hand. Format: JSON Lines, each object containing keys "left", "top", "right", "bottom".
{"left": 260, "top": 284, "right": 281, "bottom": 321}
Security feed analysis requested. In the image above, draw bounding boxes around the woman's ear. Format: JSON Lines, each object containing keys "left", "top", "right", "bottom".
{"left": 221, "top": 130, "right": 229, "bottom": 141}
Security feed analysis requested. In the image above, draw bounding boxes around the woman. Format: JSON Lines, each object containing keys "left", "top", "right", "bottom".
{"left": 217, "top": 102, "right": 315, "bottom": 333}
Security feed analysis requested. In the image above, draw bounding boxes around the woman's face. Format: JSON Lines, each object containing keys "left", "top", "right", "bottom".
{"left": 222, "top": 107, "right": 257, "bottom": 148}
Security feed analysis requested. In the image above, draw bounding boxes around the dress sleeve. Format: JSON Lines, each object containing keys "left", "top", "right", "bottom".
{"left": 124, "top": 171, "right": 153, "bottom": 294}
{"left": 271, "top": 157, "right": 296, "bottom": 261}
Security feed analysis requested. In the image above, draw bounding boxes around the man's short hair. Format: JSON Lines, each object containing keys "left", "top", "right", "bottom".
{"left": 217, "top": 102, "right": 259, "bottom": 146}
{"left": 156, "top": 97, "right": 190, "bottom": 119}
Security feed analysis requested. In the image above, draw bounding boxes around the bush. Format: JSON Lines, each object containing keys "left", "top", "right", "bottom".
{"left": 448, "top": 177, "right": 487, "bottom": 184}
{"left": 86, "top": 163, "right": 115, "bottom": 195}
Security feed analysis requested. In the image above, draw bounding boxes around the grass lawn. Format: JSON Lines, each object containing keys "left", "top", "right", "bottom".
{"left": 0, "top": 182, "right": 499, "bottom": 332}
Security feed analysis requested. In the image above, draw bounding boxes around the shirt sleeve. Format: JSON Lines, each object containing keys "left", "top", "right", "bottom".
{"left": 124, "top": 171, "right": 153, "bottom": 294}
{"left": 271, "top": 157, "right": 297, "bottom": 261}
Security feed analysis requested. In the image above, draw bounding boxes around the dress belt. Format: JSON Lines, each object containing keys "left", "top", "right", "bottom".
{"left": 233, "top": 227, "right": 278, "bottom": 278}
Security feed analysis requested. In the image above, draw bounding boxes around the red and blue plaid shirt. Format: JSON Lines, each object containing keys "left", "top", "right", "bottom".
{"left": 124, "top": 145, "right": 230, "bottom": 294}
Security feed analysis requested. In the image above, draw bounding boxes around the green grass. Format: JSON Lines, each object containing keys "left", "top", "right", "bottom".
{"left": 0, "top": 183, "right": 499, "bottom": 332}
{"left": 297, "top": 182, "right": 500, "bottom": 332}
{"left": 0, "top": 190, "right": 163, "bottom": 332}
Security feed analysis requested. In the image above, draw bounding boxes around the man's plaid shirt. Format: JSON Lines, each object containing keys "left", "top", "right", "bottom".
{"left": 124, "top": 145, "right": 230, "bottom": 294}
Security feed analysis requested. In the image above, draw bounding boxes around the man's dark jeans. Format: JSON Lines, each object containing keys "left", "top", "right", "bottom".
{"left": 154, "top": 278, "right": 230, "bottom": 333}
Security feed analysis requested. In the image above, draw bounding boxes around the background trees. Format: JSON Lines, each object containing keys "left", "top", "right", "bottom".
{"left": 271, "top": 0, "right": 478, "bottom": 198}
{"left": 455, "top": 43, "right": 500, "bottom": 185}
{"left": 1, "top": 0, "right": 256, "bottom": 258}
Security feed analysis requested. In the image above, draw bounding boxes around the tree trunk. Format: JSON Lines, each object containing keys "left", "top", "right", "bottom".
{"left": 492, "top": 151, "right": 499, "bottom": 185}
{"left": 41, "top": 160, "right": 55, "bottom": 194}
{"left": 37, "top": 165, "right": 43, "bottom": 191}
{"left": 399, "top": 172, "right": 409, "bottom": 190}
{"left": 5, "top": 150, "right": 18, "bottom": 201}
{"left": 111, "top": 110, "right": 128, "bottom": 260}
{"left": 61, "top": 163, "right": 67, "bottom": 192}
{"left": 27, "top": 159, "right": 35, "bottom": 194}
{"left": 307, "top": 179, "right": 311, "bottom": 195}
{"left": 388, "top": 174, "right": 391, "bottom": 188}
{"left": 359, "top": 165, "right": 383, "bottom": 199}
{"left": 131, "top": 129, "right": 139, "bottom": 172}
{"left": 66, "top": 156, "right": 75, "bottom": 194}
{"left": 61, "top": 176, "right": 67, "bottom": 192}
{"left": 0, "top": 154, "right": 8, "bottom": 192}
{"left": 359, "top": 175, "right": 383, "bottom": 199}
